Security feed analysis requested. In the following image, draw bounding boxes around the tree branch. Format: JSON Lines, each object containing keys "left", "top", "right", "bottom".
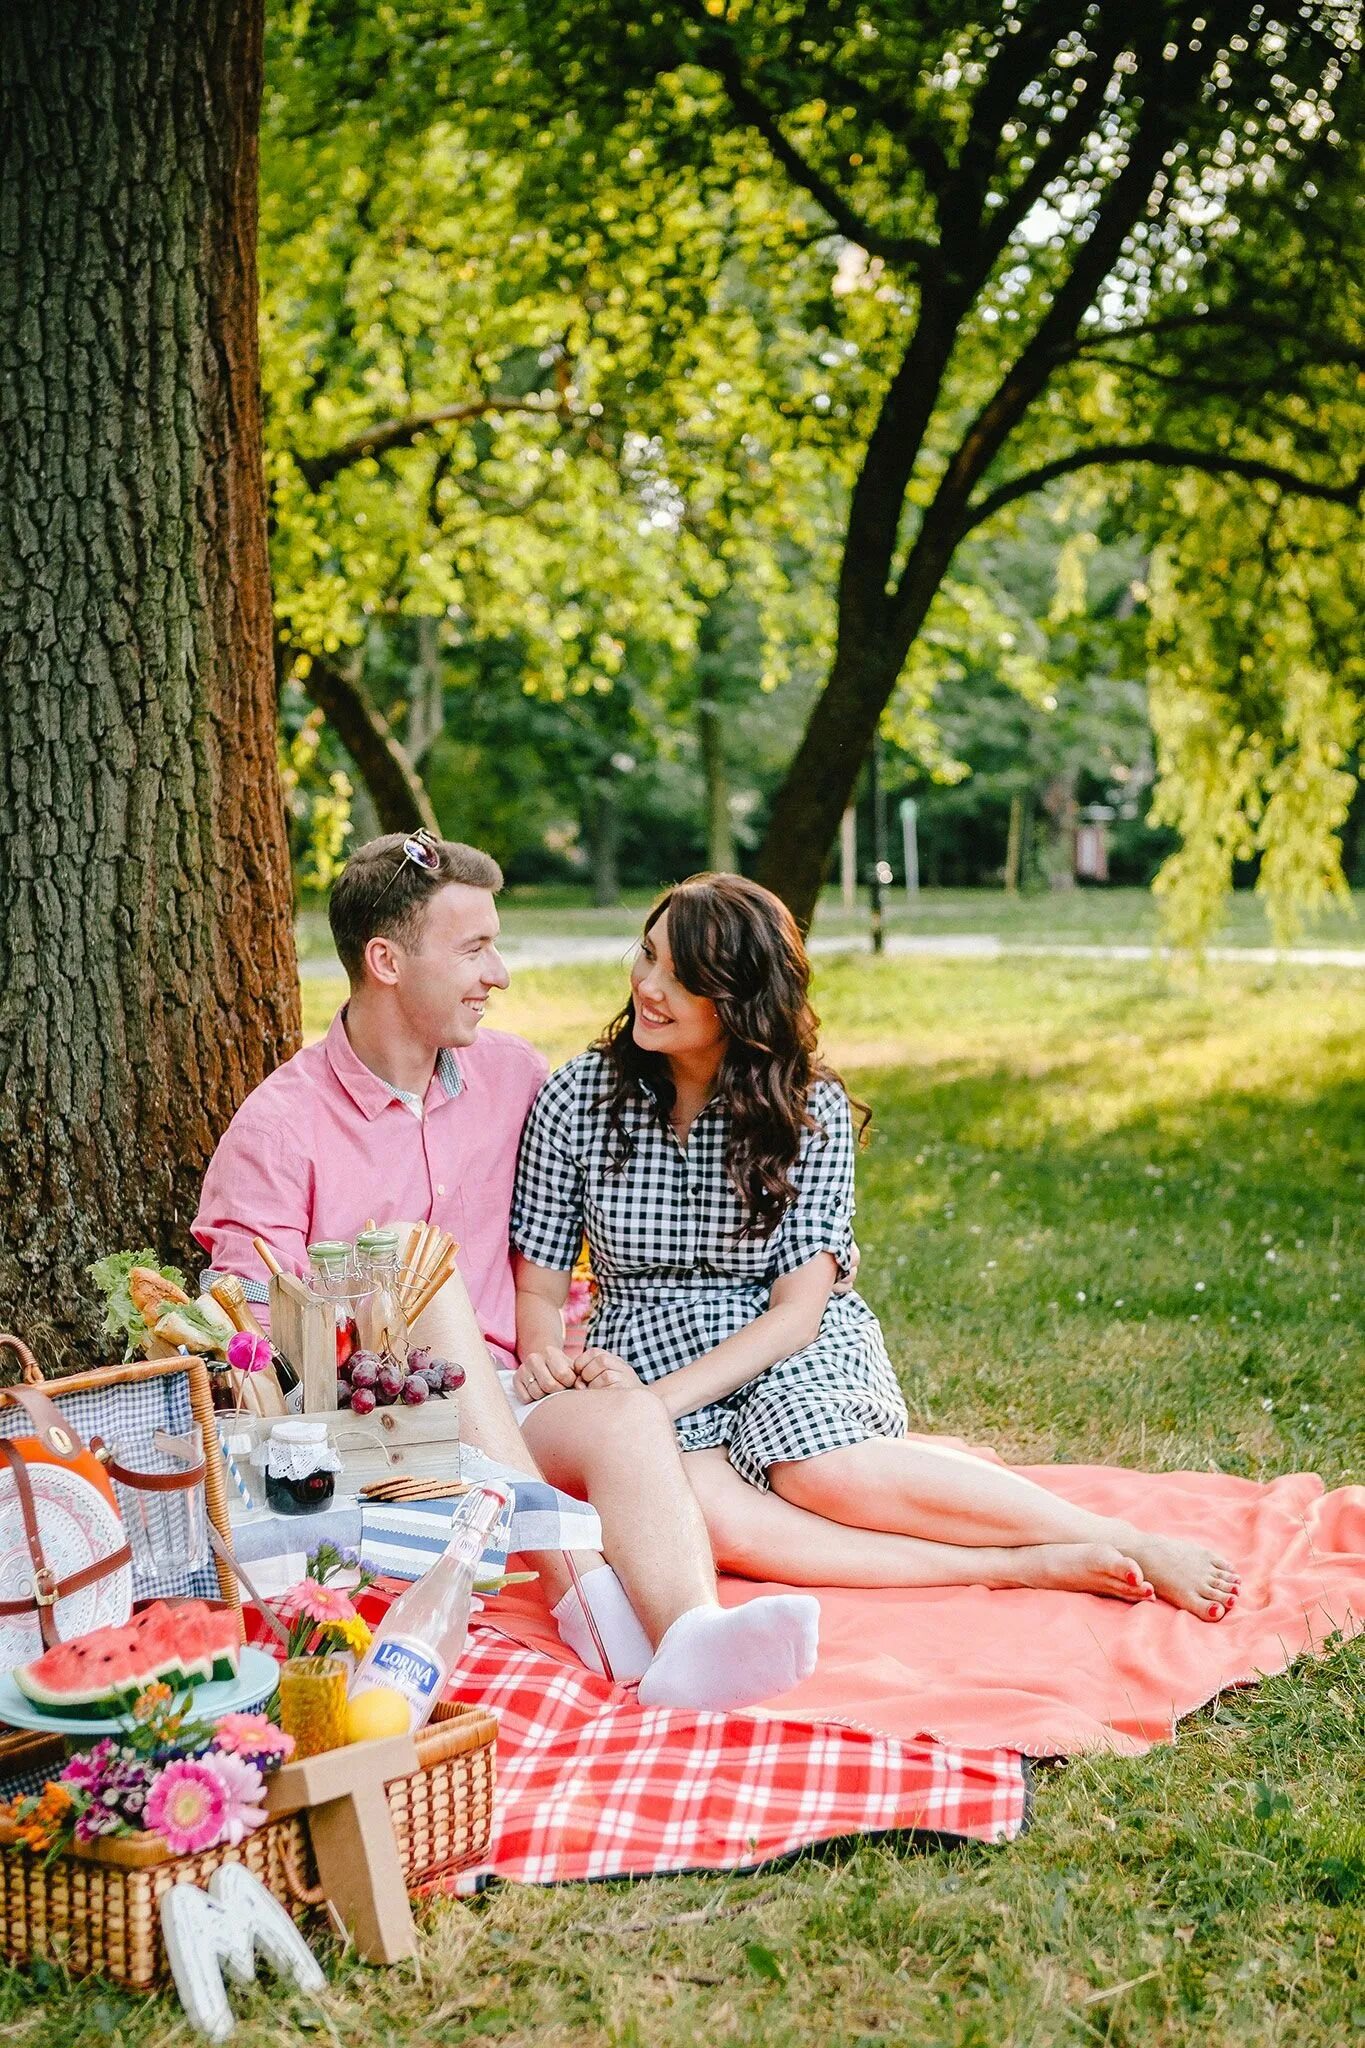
{"left": 284, "top": 644, "right": 440, "bottom": 835}
{"left": 683, "top": 5, "right": 935, "bottom": 268}
{"left": 294, "top": 394, "right": 584, "bottom": 489}
{"left": 963, "top": 441, "right": 1365, "bottom": 533}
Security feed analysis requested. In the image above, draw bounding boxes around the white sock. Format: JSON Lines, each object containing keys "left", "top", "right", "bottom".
{"left": 635, "top": 1596, "right": 820, "bottom": 1713}
{"left": 551, "top": 1565, "right": 654, "bottom": 1684}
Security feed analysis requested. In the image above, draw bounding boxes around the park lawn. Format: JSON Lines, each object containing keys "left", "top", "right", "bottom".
{"left": 292, "top": 883, "right": 1365, "bottom": 964}
{"left": 8, "top": 954, "right": 1364, "bottom": 2047}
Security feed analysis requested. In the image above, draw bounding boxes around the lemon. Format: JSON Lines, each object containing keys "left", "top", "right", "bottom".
{"left": 344, "top": 1685, "right": 411, "bottom": 1744}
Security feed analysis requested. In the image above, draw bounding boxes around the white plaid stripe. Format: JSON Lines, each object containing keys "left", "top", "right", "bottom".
{"left": 430, "top": 1626, "right": 1027, "bottom": 1887}
{"left": 511, "top": 1054, "right": 908, "bottom": 1487}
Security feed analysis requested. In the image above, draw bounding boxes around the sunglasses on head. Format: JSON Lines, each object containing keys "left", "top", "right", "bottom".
{"left": 372, "top": 830, "right": 442, "bottom": 907}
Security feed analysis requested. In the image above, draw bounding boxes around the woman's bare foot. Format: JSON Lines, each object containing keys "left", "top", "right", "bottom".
{"left": 1005, "top": 1542, "right": 1154, "bottom": 1601}
{"left": 1118, "top": 1529, "right": 1240, "bottom": 1621}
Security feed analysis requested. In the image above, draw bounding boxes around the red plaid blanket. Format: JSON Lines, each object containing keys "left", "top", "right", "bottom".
{"left": 436, "top": 1620, "right": 1027, "bottom": 1885}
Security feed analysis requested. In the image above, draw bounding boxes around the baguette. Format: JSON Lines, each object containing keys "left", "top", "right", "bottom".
{"left": 128, "top": 1266, "right": 191, "bottom": 1324}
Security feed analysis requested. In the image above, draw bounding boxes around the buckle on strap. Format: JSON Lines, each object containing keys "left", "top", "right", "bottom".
{"left": 32, "top": 1566, "right": 58, "bottom": 1608}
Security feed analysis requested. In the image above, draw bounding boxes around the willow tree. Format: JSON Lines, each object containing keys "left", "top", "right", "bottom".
{"left": 0, "top": 0, "right": 299, "bottom": 1356}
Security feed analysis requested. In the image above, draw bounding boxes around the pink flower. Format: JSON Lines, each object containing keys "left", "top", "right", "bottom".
{"left": 198, "top": 1751, "right": 267, "bottom": 1846}
{"left": 212, "top": 1713, "right": 294, "bottom": 1766}
{"left": 278, "top": 1579, "right": 357, "bottom": 1627}
{"left": 226, "top": 1331, "right": 272, "bottom": 1374}
{"left": 145, "top": 1759, "right": 229, "bottom": 1855}
{"left": 564, "top": 1277, "right": 593, "bottom": 1328}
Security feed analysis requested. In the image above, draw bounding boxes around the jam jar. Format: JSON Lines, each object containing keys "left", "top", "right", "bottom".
{"left": 255, "top": 1420, "right": 342, "bottom": 1516}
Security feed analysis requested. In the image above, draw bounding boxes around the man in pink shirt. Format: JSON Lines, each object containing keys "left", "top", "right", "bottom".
{"left": 195, "top": 833, "right": 817, "bottom": 1712}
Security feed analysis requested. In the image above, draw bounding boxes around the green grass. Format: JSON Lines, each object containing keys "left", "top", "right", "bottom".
{"left": 10, "top": 955, "right": 1365, "bottom": 2046}
{"left": 293, "top": 884, "right": 1364, "bottom": 962}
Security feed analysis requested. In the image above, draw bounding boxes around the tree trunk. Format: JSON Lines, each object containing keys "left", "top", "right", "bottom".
{"left": 293, "top": 647, "right": 439, "bottom": 836}
{"left": 0, "top": 0, "right": 300, "bottom": 1362}
{"left": 584, "top": 783, "right": 621, "bottom": 907}
{"left": 697, "top": 693, "right": 735, "bottom": 873}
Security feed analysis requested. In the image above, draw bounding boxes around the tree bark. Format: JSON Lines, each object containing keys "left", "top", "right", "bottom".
{"left": 293, "top": 648, "right": 440, "bottom": 835}
{"left": 0, "top": 0, "right": 300, "bottom": 1362}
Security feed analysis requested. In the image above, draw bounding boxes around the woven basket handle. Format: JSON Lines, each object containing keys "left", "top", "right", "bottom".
{"left": 0, "top": 1335, "right": 45, "bottom": 1386}
{"left": 277, "top": 1826, "right": 328, "bottom": 1907}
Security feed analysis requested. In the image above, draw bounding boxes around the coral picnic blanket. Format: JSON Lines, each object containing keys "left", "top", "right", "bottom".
{"left": 485, "top": 1455, "right": 1365, "bottom": 1761}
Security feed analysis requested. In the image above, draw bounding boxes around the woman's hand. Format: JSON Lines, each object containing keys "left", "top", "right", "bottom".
{"left": 512, "top": 1347, "right": 579, "bottom": 1404}
{"left": 574, "top": 1347, "right": 643, "bottom": 1392}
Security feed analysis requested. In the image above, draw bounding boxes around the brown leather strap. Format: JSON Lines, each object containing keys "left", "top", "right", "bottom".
{"left": 5, "top": 1383, "right": 86, "bottom": 1458}
{"left": 92, "top": 1440, "right": 207, "bottom": 1493}
{"left": 0, "top": 1544, "right": 135, "bottom": 1619}
{"left": 0, "top": 1437, "right": 133, "bottom": 1647}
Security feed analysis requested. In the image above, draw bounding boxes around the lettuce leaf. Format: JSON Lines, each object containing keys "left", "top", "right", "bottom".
{"left": 87, "top": 1249, "right": 189, "bottom": 1361}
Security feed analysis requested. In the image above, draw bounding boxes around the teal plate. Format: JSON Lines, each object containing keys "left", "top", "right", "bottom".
{"left": 0, "top": 1646, "right": 278, "bottom": 1736}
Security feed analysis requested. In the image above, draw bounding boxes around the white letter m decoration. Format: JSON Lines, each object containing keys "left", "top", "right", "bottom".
{"left": 160, "top": 1863, "right": 327, "bottom": 2040}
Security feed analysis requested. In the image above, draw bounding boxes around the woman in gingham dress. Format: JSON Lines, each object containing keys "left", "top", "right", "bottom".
{"left": 511, "top": 875, "right": 1241, "bottom": 1621}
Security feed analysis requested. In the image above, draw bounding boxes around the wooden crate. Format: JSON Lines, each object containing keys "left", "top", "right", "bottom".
{"left": 235, "top": 1399, "right": 464, "bottom": 1496}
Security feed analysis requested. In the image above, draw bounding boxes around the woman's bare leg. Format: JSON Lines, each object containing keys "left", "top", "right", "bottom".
{"left": 765, "top": 1438, "right": 1240, "bottom": 1621}
{"left": 684, "top": 1448, "right": 1153, "bottom": 1600}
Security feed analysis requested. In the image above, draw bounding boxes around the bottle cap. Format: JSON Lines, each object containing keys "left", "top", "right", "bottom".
{"left": 271, "top": 1420, "right": 329, "bottom": 1444}
{"left": 355, "top": 1228, "right": 400, "bottom": 1259}
{"left": 307, "top": 1240, "right": 351, "bottom": 1267}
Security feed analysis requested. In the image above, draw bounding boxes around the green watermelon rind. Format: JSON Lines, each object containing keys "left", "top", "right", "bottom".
{"left": 13, "top": 1602, "right": 240, "bottom": 1717}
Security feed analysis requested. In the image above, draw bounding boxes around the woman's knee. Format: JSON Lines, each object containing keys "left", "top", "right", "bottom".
{"left": 769, "top": 1450, "right": 856, "bottom": 1513}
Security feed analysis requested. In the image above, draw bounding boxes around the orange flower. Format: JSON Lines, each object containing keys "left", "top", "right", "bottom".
{"left": 133, "top": 1682, "right": 173, "bottom": 1721}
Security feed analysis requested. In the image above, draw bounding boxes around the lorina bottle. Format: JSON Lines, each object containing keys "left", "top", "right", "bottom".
{"left": 348, "top": 1484, "right": 510, "bottom": 1732}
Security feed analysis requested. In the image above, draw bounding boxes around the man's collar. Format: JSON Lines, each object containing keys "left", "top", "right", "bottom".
{"left": 325, "top": 1008, "right": 466, "bottom": 1122}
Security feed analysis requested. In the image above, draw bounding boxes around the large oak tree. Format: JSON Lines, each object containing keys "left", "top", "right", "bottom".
{"left": 293, "top": 0, "right": 1363, "bottom": 924}
{"left": 0, "top": 0, "right": 299, "bottom": 1357}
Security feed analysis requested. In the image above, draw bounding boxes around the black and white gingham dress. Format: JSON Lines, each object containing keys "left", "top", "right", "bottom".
{"left": 510, "top": 1051, "right": 908, "bottom": 1489}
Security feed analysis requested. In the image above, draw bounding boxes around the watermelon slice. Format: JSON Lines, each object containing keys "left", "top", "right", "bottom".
{"left": 13, "top": 1601, "right": 241, "bottom": 1718}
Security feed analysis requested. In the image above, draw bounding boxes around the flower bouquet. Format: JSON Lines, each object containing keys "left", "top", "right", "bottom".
{"left": 0, "top": 1687, "right": 293, "bottom": 1862}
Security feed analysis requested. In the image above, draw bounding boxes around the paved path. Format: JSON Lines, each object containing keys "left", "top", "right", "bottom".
{"left": 299, "top": 932, "right": 1365, "bottom": 976}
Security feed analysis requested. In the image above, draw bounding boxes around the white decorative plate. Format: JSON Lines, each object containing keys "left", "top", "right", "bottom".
{"left": 0, "top": 1646, "right": 280, "bottom": 1735}
{"left": 0, "top": 1461, "right": 133, "bottom": 1671}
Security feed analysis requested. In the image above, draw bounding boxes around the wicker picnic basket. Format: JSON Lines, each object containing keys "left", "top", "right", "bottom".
{"left": 0, "top": 1700, "right": 496, "bottom": 1991}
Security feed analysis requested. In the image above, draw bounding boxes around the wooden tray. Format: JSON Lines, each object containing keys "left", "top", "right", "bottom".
{"left": 231, "top": 1402, "right": 463, "bottom": 1499}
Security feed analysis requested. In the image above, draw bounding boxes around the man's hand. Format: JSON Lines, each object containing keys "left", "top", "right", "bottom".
{"left": 512, "top": 1347, "right": 579, "bottom": 1403}
{"left": 574, "top": 1347, "right": 643, "bottom": 1392}
{"left": 833, "top": 1238, "right": 862, "bottom": 1295}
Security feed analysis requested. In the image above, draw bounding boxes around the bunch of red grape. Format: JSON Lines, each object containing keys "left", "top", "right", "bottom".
{"left": 337, "top": 1345, "right": 466, "bottom": 1416}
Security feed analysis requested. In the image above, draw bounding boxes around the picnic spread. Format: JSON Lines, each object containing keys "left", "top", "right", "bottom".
{"left": 0, "top": 1236, "right": 1033, "bottom": 2035}
{"left": 5, "top": 1220, "right": 1361, "bottom": 2037}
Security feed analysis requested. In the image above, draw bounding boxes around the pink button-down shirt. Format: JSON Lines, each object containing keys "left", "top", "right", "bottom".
{"left": 192, "top": 1009, "right": 547, "bottom": 1367}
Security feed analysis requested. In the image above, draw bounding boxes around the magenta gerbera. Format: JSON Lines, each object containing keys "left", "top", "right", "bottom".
{"left": 199, "top": 1751, "right": 267, "bottom": 1845}
{"left": 144, "top": 1758, "right": 229, "bottom": 1855}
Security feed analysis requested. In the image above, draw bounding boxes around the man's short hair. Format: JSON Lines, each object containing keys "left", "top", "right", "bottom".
{"left": 328, "top": 833, "right": 503, "bottom": 983}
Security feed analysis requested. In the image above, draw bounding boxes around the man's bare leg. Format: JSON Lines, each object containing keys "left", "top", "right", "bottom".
{"left": 518, "top": 1389, "right": 820, "bottom": 1708}
{"left": 406, "top": 1245, "right": 583, "bottom": 1605}
{"left": 519, "top": 1387, "right": 718, "bottom": 1643}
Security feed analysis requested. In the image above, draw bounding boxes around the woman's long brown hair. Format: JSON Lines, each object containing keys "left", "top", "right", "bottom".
{"left": 594, "top": 873, "right": 870, "bottom": 1237}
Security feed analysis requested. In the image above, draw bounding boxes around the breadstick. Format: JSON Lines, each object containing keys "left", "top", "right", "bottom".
{"left": 407, "top": 1242, "right": 460, "bottom": 1327}
{"left": 401, "top": 1222, "right": 434, "bottom": 1315}
{"left": 251, "top": 1236, "right": 284, "bottom": 1279}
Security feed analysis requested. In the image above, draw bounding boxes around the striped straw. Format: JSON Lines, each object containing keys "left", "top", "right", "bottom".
{"left": 215, "top": 1420, "right": 255, "bottom": 1510}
